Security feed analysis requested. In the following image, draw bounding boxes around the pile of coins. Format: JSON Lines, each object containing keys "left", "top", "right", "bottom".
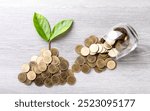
{"left": 18, "top": 48, "right": 76, "bottom": 87}
{"left": 73, "top": 29, "right": 129, "bottom": 74}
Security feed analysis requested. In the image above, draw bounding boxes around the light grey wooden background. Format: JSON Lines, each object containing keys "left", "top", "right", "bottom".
{"left": 0, "top": 0, "right": 150, "bottom": 94}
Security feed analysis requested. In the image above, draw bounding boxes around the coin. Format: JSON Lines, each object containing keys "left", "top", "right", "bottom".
{"left": 81, "top": 46, "right": 90, "bottom": 56}
{"left": 33, "top": 64, "right": 42, "bottom": 74}
{"left": 21, "top": 64, "right": 30, "bottom": 73}
{"left": 75, "top": 56, "right": 86, "bottom": 65}
{"left": 67, "top": 76, "right": 76, "bottom": 85}
{"left": 87, "top": 55, "right": 97, "bottom": 63}
{"left": 58, "top": 56, "right": 65, "bottom": 61}
{"left": 89, "top": 44, "right": 99, "bottom": 53}
{"left": 44, "top": 77, "right": 53, "bottom": 87}
{"left": 75, "top": 44, "right": 83, "bottom": 54}
{"left": 84, "top": 38, "right": 94, "bottom": 47}
{"left": 94, "top": 67, "right": 104, "bottom": 73}
{"left": 97, "top": 44, "right": 103, "bottom": 53}
{"left": 81, "top": 64, "right": 91, "bottom": 73}
{"left": 103, "top": 42, "right": 112, "bottom": 49}
{"left": 90, "top": 51, "right": 96, "bottom": 55}
{"left": 106, "top": 60, "right": 117, "bottom": 70}
{"left": 72, "top": 63, "right": 81, "bottom": 73}
{"left": 89, "top": 35, "right": 98, "bottom": 43}
{"left": 106, "top": 39, "right": 116, "bottom": 46}
{"left": 51, "top": 75, "right": 60, "bottom": 85}
{"left": 104, "top": 58, "right": 113, "bottom": 65}
{"left": 36, "top": 56, "right": 44, "bottom": 64}
{"left": 96, "top": 58, "right": 105, "bottom": 69}
{"left": 59, "top": 77, "right": 67, "bottom": 85}
{"left": 60, "top": 71, "right": 68, "bottom": 80}
{"left": 108, "top": 48, "right": 119, "bottom": 57}
{"left": 51, "top": 56, "right": 60, "bottom": 66}
{"left": 59, "top": 60, "right": 69, "bottom": 71}
{"left": 42, "top": 50, "right": 52, "bottom": 57}
{"left": 27, "top": 71, "right": 36, "bottom": 81}
{"left": 30, "top": 56, "right": 38, "bottom": 62}
{"left": 48, "top": 64, "right": 59, "bottom": 74}
{"left": 51, "top": 48, "right": 59, "bottom": 56}
{"left": 87, "top": 62, "right": 96, "bottom": 68}
{"left": 24, "top": 78, "right": 32, "bottom": 85}
{"left": 43, "top": 56, "right": 52, "bottom": 64}
{"left": 18, "top": 72, "right": 27, "bottom": 83}
{"left": 40, "top": 48, "right": 47, "bottom": 56}
{"left": 34, "top": 75, "right": 44, "bottom": 86}
{"left": 38, "top": 62, "right": 47, "bottom": 72}
{"left": 29, "top": 61, "right": 37, "bottom": 71}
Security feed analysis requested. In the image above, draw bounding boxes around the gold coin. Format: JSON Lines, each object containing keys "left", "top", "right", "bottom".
{"left": 21, "top": 64, "right": 30, "bottom": 73}
{"left": 84, "top": 38, "right": 94, "bottom": 47}
{"left": 103, "top": 42, "right": 112, "bottom": 49}
{"left": 29, "top": 61, "right": 37, "bottom": 71}
{"left": 94, "top": 67, "right": 104, "bottom": 73}
{"left": 41, "top": 69, "right": 52, "bottom": 78}
{"left": 67, "top": 76, "right": 76, "bottom": 85}
{"left": 81, "top": 46, "right": 90, "bottom": 56}
{"left": 42, "top": 50, "right": 52, "bottom": 57}
{"left": 34, "top": 75, "right": 44, "bottom": 86}
{"left": 81, "top": 64, "right": 91, "bottom": 73}
{"left": 72, "top": 64, "right": 81, "bottom": 73}
{"left": 104, "top": 58, "right": 113, "bottom": 65}
{"left": 75, "top": 56, "right": 86, "bottom": 65}
{"left": 51, "top": 48, "right": 59, "bottom": 56}
{"left": 27, "top": 71, "right": 36, "bottom": 81}
{"left": 48, "top": 64, "right": 59, "bottom": 74}
{"left": 30, "top": 56, "right": 38, "bottom": 62}
{"left": 18, "top": 72, "right": 27, "bottom": 83}
{"left": 75, "top": 44, "right": 83, "bottom": 54}
{"left": 33, "top": 64, "right": 42, "bottom": 74}
{"left": 87, "top": 55, "right": 97, "bottom": 63}
{"left": 89, "top": 44, "right": 99, "bottom": 53}
{"left": 59, "top": 76, "right": 67, "bottom": 85}
{"left": 36, "top": 56, "right": 44, "bottom": 64}
{"left": 90, "top": 51, "right": 96, "bottom": 55}
{"left": 24, "top": 78, "right": 32, "bottom": 85}
{"left": 59, "top": 60, "right": 69, "bottom": 71}
{"left": 51, "top": 56, "right": 60, "bottom": 66}
{"left": 51, "top": 75, "right": 60, "bottom": 85}
{"left": 44, "top": 77, "right": 53, "bottom": 88}
{"left": 87, "top": 62, "right": 96, "bottom": 68}
{"left": 60, "top": 71, "right": 68, "bottom": 80}
{"left": 106, "top": 60, "right": 117, "bottom": 70}
{"left": 43, "top": 56, "right": 52, "bottom": 64}
{"left": 58, "top": 56, "right": 65, "bottom": 61}
{"left": 96, "top": 58, "right": 105, "bottom": 68}
{"left": 115, "top": 40, "right": 126, "bottom": 52}
{"left": 38, "top": 62, "right": 47, "bottom": 72}
{"left": 89, "top": 35, "right": 98, "bottom": 43}
{"left": 66, "top": 69, "right": 74, "bottom": 76}
{"left": 101, "top": 46, "right": 108, "bottom": 53}
{"left": 108, "top": 48, "right": 119, "bottom": 57}
{"left": 40, "top": 48, "right": 47, "bottom": 56}
{"left": 97, "top": 44, "right": 103, "bottom": 53}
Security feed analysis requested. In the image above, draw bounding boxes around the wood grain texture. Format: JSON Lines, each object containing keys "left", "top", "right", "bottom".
{"left": 0, "top": 0, "right": 150, "bottom": 94}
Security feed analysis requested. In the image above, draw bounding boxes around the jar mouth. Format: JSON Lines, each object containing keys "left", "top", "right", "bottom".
{"left": 103, "top": 23, "right": 138, "bottom": 60}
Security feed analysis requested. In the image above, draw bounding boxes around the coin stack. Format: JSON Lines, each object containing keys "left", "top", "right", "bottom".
{"left": 73, "top": 31, "right": 129, "bottom": 73}
{"left": 18, "top": 48, "right": 76, "bottom": 87}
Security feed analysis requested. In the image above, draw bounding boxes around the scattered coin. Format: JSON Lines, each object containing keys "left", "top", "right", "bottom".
{"left": 87, "top": 55, "right": 97, "bottom": 63}
{"left": 48, "top": 64, "right": 59, "bottom": 74}
{"left": 51, "top": 48, "right": 59, "bottom": 56}
{"left": 67, "top": 76, "right": 76, "bottom": 85}
{"left": 24, "top": 78, "right": 32, "bottom": 85}
{"left": 43, "top": 56, "right": 52, "bottom": 64}
{"left": 44, "top": 77, "right": 53, "bottom": 88}
{"left": 75, "top": 44, "right": 83, "bottom": 54}
{"left": 84, "top": 38, "right": 94, "bottom": 47}
{"left": 72, "top": 63, "right": 81, "bottom": 73}
{"left": 34, "top": 75, "right": 44, "bottom": 86}
{"left": 108, "top": 48, "right": 119, "bottom": 57}
{"left": 106, "top": 60, "right": 117, "bottom": 70}
{"left": 75, "top": 56, "right": 86, "bottom": 65}
{"left": 81, "top": 64, "right": 91, "bottom": 73}
{"left": 81, "top": 46, "right": 90, "bottom": 56}
{"left": 38, "top": 62, "right": 47, "bottom": 72}
{"left": 96, "top": 58, "right": 105, "bottom": 69}
{"left": 51, "top": 75, "right": 60, "bottom": 85}
{"left": 59, "top": 60, "right": 69, "bottom": 71}
{"left": 89, "top": 44, "right": 99, "bottom": 53}
{"left": 51, "top": 56, "right": 60, "bottom": 66}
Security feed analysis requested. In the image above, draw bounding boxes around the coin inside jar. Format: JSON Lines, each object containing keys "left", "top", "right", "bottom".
{"left": 81, "top": 64, "right": 91, "bottom": 73}
{"left": 51, "top": 48, "right": 59, "bottom": 56}
{"left": 75, "top": 44, "right": 83, "bottom": 54}
{"left": 67, "top": 76, "right": 76, "bottom": 85}
{"left": 27, "top": 71, "right": 36, "bottom": 81}
{"left": 72, "top": 63, "right": 81, "bottom": 73}
{"left": 18, "top": 72, "right": 27, "bottom": 83}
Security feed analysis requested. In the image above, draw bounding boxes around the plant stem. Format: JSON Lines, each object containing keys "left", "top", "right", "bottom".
{"left": 49, "top": 41, "right": 51, "bottom": 50}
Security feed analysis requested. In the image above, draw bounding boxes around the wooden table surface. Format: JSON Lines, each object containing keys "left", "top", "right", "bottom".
{"left": 0, "top": 0, "right": 150, "bottom": 94}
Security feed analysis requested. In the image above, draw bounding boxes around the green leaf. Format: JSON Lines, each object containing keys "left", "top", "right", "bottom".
{"left": 33, "top": 12, "right": 51, "bottom": 41}
{"left": 50, "top": 19, "right": 73, "bottom": 41}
